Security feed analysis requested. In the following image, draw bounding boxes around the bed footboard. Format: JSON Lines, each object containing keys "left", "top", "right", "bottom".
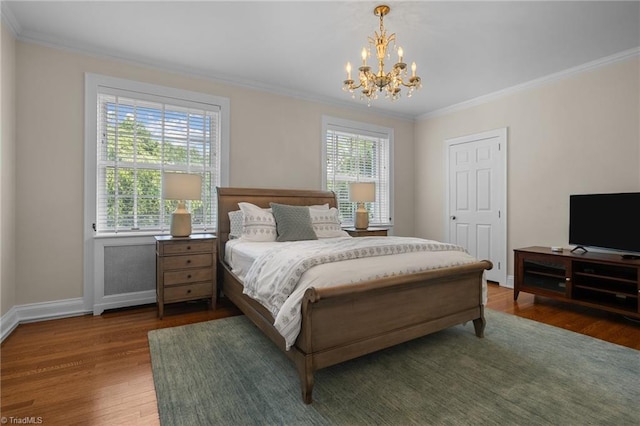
{"left": 294, "top": 260, "right": 491, "bottom": 403}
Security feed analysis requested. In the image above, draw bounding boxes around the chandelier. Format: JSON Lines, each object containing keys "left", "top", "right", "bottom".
{"left": 342, "top": 4, "right": 422, "bottom": 105}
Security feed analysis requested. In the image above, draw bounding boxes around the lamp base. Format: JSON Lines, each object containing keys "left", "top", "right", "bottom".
{"left": 170, "top": 212, "right": 192, "bottom": 237}
{"left": 355, "top": 210, "right": 369, "bottom": 230}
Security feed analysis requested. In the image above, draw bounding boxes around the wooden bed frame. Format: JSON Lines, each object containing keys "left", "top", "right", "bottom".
{"left": 216, "top": 187, "right": 492, "bottom": 404}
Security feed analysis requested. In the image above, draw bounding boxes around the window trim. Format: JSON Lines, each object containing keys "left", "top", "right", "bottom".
{"left": 321, "top": 115, "right": 394, "bottom": 228}
{"left": 84, "top": 73, "right": 230, "bottom": 238}
{"left": 83, "top": 74, "right": 229, "bottom": 312}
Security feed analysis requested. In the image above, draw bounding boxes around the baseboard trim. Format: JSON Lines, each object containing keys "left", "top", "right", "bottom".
{"left": 92, "top": 290, "right": 156, "bottom": 315}
{"left": 505, "top": 275, "right": 515, "bottom": 289}
{"left": 1, "top": 298, "right": 89, "bottom": 343}
{"left": 1, "top": 306, "right": 19, "bottom": 343}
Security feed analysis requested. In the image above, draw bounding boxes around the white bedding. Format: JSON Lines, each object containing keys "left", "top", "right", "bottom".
{"left": 225, "top": 237, "right": 487, "bottom": 349}
{"left": 225, "top": 240, "right": 283, "bottom": 280}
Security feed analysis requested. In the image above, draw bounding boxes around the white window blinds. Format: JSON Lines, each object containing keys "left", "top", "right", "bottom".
{"left": 323, "top": 117, "right": 393, "bottom": 227}
{"left": 96, "top": 89, "right": 222, "bottom": 234}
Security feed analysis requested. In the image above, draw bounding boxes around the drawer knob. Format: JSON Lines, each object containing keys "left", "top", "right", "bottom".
{"left": 187, "top": 246, "right": 191, "bottom": 250}
{"left": 187, "top": 274, "right": 192, "bottom": 279}
{"left": 187, "top": 289, "right": 192, "bottom": 294}
{"left": 186, "top": 259, "right": 191, "bottom": 264}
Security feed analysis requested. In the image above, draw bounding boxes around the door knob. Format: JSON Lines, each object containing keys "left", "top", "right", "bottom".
{"left": 451, "top": 216, "right": 456, "bottom": 220}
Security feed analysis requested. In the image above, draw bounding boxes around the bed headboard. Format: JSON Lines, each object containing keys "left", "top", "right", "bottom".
{"left": 216, "top": 187, "right": 338, "bottom": 264}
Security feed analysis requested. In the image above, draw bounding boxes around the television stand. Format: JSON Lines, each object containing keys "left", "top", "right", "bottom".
{"left": 622, "top": 254, "right": 640, "bottom": 260}
{"left": 514, "top": 246, "right": 640, "bottom": 320}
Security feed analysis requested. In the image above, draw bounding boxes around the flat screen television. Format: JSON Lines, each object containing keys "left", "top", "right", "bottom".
{"left": 569, "top": 192, "right": 640, "bottom": 256}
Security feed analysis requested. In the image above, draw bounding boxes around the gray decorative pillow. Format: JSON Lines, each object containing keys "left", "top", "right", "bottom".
{"left": 228, "top": 210, "right": 243, "bottom": 239}
{"left": 270, "top": 203, "right": 318, "bottom": 242}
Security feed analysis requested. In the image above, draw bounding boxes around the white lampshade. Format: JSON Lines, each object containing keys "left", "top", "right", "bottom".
{"left": 162, "top": 173, "right": 202, "bottom": 201}
{"left": 349, "top": 182, "right": 375, "bottom": 203}
{"left": 162, "top": 173, "right": 202, "bottom": 237}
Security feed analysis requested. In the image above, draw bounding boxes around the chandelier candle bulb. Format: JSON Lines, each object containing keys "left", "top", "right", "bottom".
{"left": 398, "top": 47, "right": 403, "bottom": 62}
{"left": 346, "top": 62, "right": 352, "bottom": 79}
{"left": 361, "top": 47, "right": 367, "bottom": 65}
{"left": 411, "top": 62, "right": 417, "bottom": 77}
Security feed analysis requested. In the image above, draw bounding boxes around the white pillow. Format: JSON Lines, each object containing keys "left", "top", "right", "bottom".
{"left": 238, "top": 202, "right": 277, "bottom": 242}
{"left": 309, "top": 203, "right": 330, "bottom": 210}
{"left": 309, "top": 207, "right": 350, "bottom": 238}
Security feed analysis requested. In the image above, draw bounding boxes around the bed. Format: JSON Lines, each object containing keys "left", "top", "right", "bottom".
{"left": 216, "top": 187, "right": 492, "bottom": 404}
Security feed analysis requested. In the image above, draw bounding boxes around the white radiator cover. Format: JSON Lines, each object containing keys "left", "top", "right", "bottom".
{"left": 104, "top": 244, "right": 155, "bottom": 295}
{"left": 92, "top": 236, "right": 157, "bottom": 315}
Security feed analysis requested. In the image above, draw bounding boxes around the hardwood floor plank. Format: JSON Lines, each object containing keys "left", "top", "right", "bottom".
{"left": 1, "top": 286, "right": 638, "bottom": 425}
{"left": 485, "top": 284, "right": 640, "bottom": 349}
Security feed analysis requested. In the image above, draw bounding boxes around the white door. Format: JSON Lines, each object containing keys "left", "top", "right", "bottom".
{"left": 446, "top": 128, "right": 507, "bottom": 285}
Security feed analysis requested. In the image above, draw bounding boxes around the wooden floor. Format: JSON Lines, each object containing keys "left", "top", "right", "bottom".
{"left": 1, "top": 284, "right": 639, "bottom": 425}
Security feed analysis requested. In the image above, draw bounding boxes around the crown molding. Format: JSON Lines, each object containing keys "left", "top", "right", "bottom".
{"left": 1, "top": 2, "right": 21, "bottom": 37}
{"left": 8, "top": 4, "right": 636, "bottom": 124}
{"left": 14, "top": 27, "right": 415, "bottom": 122}
{"left": 418, "top": 47, "right": 640, "bottom": 121}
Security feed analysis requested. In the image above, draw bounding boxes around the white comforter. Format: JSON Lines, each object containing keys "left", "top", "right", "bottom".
{"left": 227, "top": 236, "right": 485, "bottom": 349}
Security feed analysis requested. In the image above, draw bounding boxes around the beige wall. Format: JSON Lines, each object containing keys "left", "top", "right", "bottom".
{"left": 7, "top": 36, "right": 639, "bottom": 310}
{"left": 1, "top": 22, "right": 16, "bottom": 316}
{"left": 415, "top": 58, "right": 640, "bottom": 276}
{"left": 13, "top": 41, "right": 415, "bottom": 306}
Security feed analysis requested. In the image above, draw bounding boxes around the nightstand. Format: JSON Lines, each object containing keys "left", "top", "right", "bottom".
{"left": 345, "top": 227, "right": 389, "bottom": 237}
{"left": 155, "top": 234, "right": 216, "bottom": 318}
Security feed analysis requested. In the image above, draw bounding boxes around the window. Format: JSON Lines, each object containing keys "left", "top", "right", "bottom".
{"left": 85, "top": 74, "right": 229, "bottom": 235}
{"left": 322, "top": 116, "right": 393, "bottom": 227}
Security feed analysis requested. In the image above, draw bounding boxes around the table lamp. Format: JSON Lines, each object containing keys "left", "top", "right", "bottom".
{"left": 349, "top": 182, "right": 375, "bottom": 230}
{"left": 163, "top": 172, "right": 202, "bottom": 237}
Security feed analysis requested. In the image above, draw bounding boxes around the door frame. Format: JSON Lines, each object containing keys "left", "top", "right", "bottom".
{"left": 444, "top": 128, "right": 508, "bottom": 286}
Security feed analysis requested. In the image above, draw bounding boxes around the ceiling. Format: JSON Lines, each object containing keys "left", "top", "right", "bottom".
{"left": 3, "top": 1, "right": 639, "bottom": 120}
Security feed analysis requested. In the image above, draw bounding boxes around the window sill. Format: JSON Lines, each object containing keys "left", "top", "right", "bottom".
{"left": 93, "top": 230, "right": 215, "bottom": 239}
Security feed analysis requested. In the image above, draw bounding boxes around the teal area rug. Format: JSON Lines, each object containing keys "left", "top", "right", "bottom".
{"left": 148, "top": 310, "right": 639, "bottom": 425}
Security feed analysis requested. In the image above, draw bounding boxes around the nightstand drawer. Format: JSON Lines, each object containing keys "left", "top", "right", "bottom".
{"left": 163, "top": 253, "right": 212, "bottom": 270}
{"left": 164, "top": 267, "right": 213, "bottom": 286}
{"left": 160, "top": 240, "right": 213, "bottom": 255}
{"left": 164, "top": 282, "right": 213, "bottom": 302}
